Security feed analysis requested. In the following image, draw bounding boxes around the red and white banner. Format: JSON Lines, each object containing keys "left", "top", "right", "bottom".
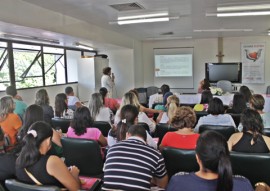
{"left": 241, "top": 43, "right": 265, "bottom": 84}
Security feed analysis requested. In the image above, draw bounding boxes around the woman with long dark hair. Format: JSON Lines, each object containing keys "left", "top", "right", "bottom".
{"left": 16, "top": 121, "right": 80, "bottom": 191}
{"left": 54, "top": 93, "right": 73, "bottom": 119}
{"left": 35, "top": 89, "right": 54, "bottom": 124}
{"left": 228, "top": 108, "right": 270, "bottom": 153}
{"left": 166, "top": 131, "right": 253, "bottom": 191}
{"left": 226, "top": 93, "right": 247, "bottom": 114}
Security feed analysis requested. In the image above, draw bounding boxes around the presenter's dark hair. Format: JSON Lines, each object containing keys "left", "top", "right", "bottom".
{"left": 239, "top": 85, "right": 252, "bottom": 103}
{"left": 208, "top": 97, "right": 224, "bottom": 115}
{"left": 241, "top": 108, "right": 263, "bottom": 143}
{"left": 196, "top": 131, "right": 233, "bottom": 191}
{"left": 71, "top": 106, "right": 94, "bottom": 136}
{"left": 116, "top": 104, "right": 139, "bottom": 141}
{"left": 19, "top": 104, "right": 44, "bottom": 141}
{"left": 16, "top": 121, "right": 53, "bottom": 168}
{"left": 65, "top": 86, "right": 73, "bottom": 95}
{"left": 160, "top": 84, "right": 170, "bottom": 95}
{"left": 103, "top": 67, "right": 111, "bottom": 75}
{"left": 200, "top": 90, "right": 213, "bottom": 104}
{"left": 6, "top": 86, "right": 17, "bottom": 97}
{"left": 128, "top": 124, "right": 147, "bottom": 141}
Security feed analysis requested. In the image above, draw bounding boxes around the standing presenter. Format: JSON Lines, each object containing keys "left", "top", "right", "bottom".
{"left": 101, "top": 67, "right": 115, "bottom": 98}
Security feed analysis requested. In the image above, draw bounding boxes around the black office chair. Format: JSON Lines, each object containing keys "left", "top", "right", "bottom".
{"left": 5, "top": 179, "right": 60, "bottom": 191}
{"left": 136, "top": 87, "right": 148, "bottom": 107}
{"left": 61, "top": 137, "right": 103, "bottom": 177}
{"left": 198, "top": 125, "right": 236, "bottom": 141}
{"left": 230, "top": 151, "right": 270, "bottom": 187}
{"left": 92, "top": 121, "right": 111, "bottom": 137}
{"left": 162, "top": 147, "right": 199, "bottom": 178}
{"left": 154, "top": 123, "right": 177, "bottom": 145}
{"left": 51, "top": 118, "right": 71, "bottom": 133}
{"left": 263, "top": 128, "right": 270, "bottom": 137}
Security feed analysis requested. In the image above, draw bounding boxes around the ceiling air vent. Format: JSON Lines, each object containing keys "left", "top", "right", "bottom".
{"left": 109, "top": 2, "right": 144, "bottom": 11}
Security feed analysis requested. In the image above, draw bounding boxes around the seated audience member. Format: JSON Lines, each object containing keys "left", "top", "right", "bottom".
{"left": 115, "top": 92, "right": 156, "bottom": 133}
{"left": 6, "top": 86, "right": 27, "bottom": 119}
{"left": 197, "top": 78, "right": 211, "bottom": 93}
{"left": 108, "top": 104, "right": 157, "bottom": 149}
{"left": 154, "top": 84, "right": 173, "bottom": 111}
{"left": 194, "top": 90, "right": 213, "bottom": 112}
{"left": 166, "top": 131, "right": 253, "bottom": 191}
{"left": 18, "top": 105, "right": 62, "bottom": 151}
{"left": 88, "top": 93, "right": 114, "bottom": 124}
{"left": 103, "top": 124, "right": 168, "bottom": 190}
{"left": 239, "top": 85, "right": 252, "bottom": 107}
{"left": 129, "top": 89, "right": 162, "bottom": 114}
{"left": 194, "top": 97, "right": 236, "bottom": 133}
{"left": 67, "top": 106, "right": 107, "bottom": 147}
{"left": 35, "top": 89, "right": 54, "bottom": 125}
{"left": 65, "top": 86, "right": 82, "bottom": 109}
{"left": 228, "top": 108, "right": 270, "bottom": 153}
{"left": 226, "top": 93, "right": 247, "bottom": 114}
{"left": 55, "top": 93, "right": 73, "bottom": 119}
{"left": 0, "top": 96, "right": 22, "bottom": 145}
{"left": 159, "top": 106, "right": 199, "bottom": 150}
{"left": 157, "top": 95, "right": 180, "bottom": 124}
{"left": 250, "top": 94, "right": 270, "bottom": 129}
{"left": 99, "top": 87, "right": 119, "bottom": 114}
{"left": 16, "top": 121, "right": 80, "bottom": 191}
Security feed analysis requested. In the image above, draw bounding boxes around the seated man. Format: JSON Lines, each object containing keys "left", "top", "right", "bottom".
{"left": 103, "top": 124, "right": 168, "bottom": 190}
{"left": 6, "top": 86, "right": 27, "bottom": 119}
{"left": 65, "top": 86, "right": 82, "bottom": 109}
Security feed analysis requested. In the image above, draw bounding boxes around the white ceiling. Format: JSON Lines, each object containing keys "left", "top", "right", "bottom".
{"left": 2, "top": 0, "right": 270, "bottom": 47}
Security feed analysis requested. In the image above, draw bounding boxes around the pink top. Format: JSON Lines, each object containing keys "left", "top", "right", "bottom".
{"left": 104, "top": 97, "right": 119, "bottom": 111}
{"left": 66, "top": 127, "right": 101, "bottom": 140}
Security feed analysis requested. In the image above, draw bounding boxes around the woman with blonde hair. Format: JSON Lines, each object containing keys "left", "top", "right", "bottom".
{"left": 115, "top": 92, "right": 156, "bottom": 133}
{"left": 157, "top": 95, "right": 180, "bottom": 124}
{"left": 0, "top": 96, "right": 22, "bottom": 146}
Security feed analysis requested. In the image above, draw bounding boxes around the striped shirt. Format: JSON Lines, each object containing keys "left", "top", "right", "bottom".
{"left": 102, "top": 137, "right": 167, "bottom": 191}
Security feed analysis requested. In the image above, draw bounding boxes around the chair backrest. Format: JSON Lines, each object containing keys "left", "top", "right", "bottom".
{"left": 51, "top": 118, "right": 71, "bottom": 133}
{"left": 217, "top": 80, "right": 232, "bottom": 93}
{"left": 266, "top": 86, "right": 270, "bottom": 95}
{"left": 162, "top": 147, "right": 199, "bottom": 178}
{"left": 198, "top": 125, "right": 236, "bottom": 141}
{"left": 154, "top": 123, "right": 177, "bottom": 145}
{"left": 136, "top": 87, "right": 148, "bottom": 105}
{"left": 61, "top": 137, "right": 103, "bottom": 177}
{"left": 263, "top": 128, "right": 270, "bottom": 137}
{"left": 92, "top": 121, "right": 111, "bottom": 137}
{"left": 146, "top": 86, "right": 159, "bottom": 98}
{"left": 137, "top": 122, "right": 150, "bottom": 133}
{"left": 230, "top": 151, "right": 270, "bottom": 186}
{"left": 5, "top": 179, "right": 60, "bottom": 191}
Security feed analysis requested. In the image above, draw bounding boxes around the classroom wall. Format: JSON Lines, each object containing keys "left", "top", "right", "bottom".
{"left": 142, "top": 36, "right": 270, "bottom": 94}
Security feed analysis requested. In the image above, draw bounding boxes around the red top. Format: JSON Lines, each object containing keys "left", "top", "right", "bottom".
{"left": 161, "top": 132, "right": 200, "bottom": 149}
{"left": 104, "top": 97, "right": 119, "bottom": 112}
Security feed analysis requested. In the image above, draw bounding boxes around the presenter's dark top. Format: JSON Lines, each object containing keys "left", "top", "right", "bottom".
{"left": 16, "top": 155, "right": 63, "bottom": 187}
{"left": 166, "top": 172, "right": 253, "bottom": 191}
{"left": 232, "top": 132, "right": 270, "bottom": 153}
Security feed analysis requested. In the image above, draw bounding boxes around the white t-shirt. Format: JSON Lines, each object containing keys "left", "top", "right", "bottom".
{"left": 95, "top": 107, "right": 114, "bottom": 124}
{"left": 67, "top": 95, "right": 80, "bottom": 106}
{"left": 101, "top": 75, "right": 114, "bottom": 94}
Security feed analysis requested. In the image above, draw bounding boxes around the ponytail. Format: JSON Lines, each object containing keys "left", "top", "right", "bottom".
{"left": 216, "top": 152, "right": 233, "bottom": 191}
{"left": 116, "top": 120, "right": 134, "bottom": 141}
{"left": 168, "top": 102, "right": 178, "bottom": 122}
{"left": 16, "top": 133, "right": 41, "bottom": 168}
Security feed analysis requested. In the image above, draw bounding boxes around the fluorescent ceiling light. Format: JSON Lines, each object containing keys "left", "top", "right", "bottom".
{"left": 3, "top": 33, "right": 60, "bottom": 44}
{"left": 217, "top": 4, "right": 270, "bottom": 12}
{"left": 118, "top": 17, "right": 169, "bottom": 25}
{"left": 194, "top": 29, "right": 253, "bottom": 32}
{"left": 118, "top": 12, "right": 168, "bottom": 20}
{"left": 145, "top": 36, "right": 192, "bottom": 41}
{"left": 75, "top": 42, "right": 94, "bottom": 50}
{"left": 217, "top": 11, "right": 270, "bottom": 17}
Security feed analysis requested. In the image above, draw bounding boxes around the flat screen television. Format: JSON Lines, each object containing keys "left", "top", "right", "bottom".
{"left": 205, "top": 62, "right": 242, "bottom": 83}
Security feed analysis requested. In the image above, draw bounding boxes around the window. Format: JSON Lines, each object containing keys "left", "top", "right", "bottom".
{"left": 0, "top": 42, "right": 10, "bottom": 91}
